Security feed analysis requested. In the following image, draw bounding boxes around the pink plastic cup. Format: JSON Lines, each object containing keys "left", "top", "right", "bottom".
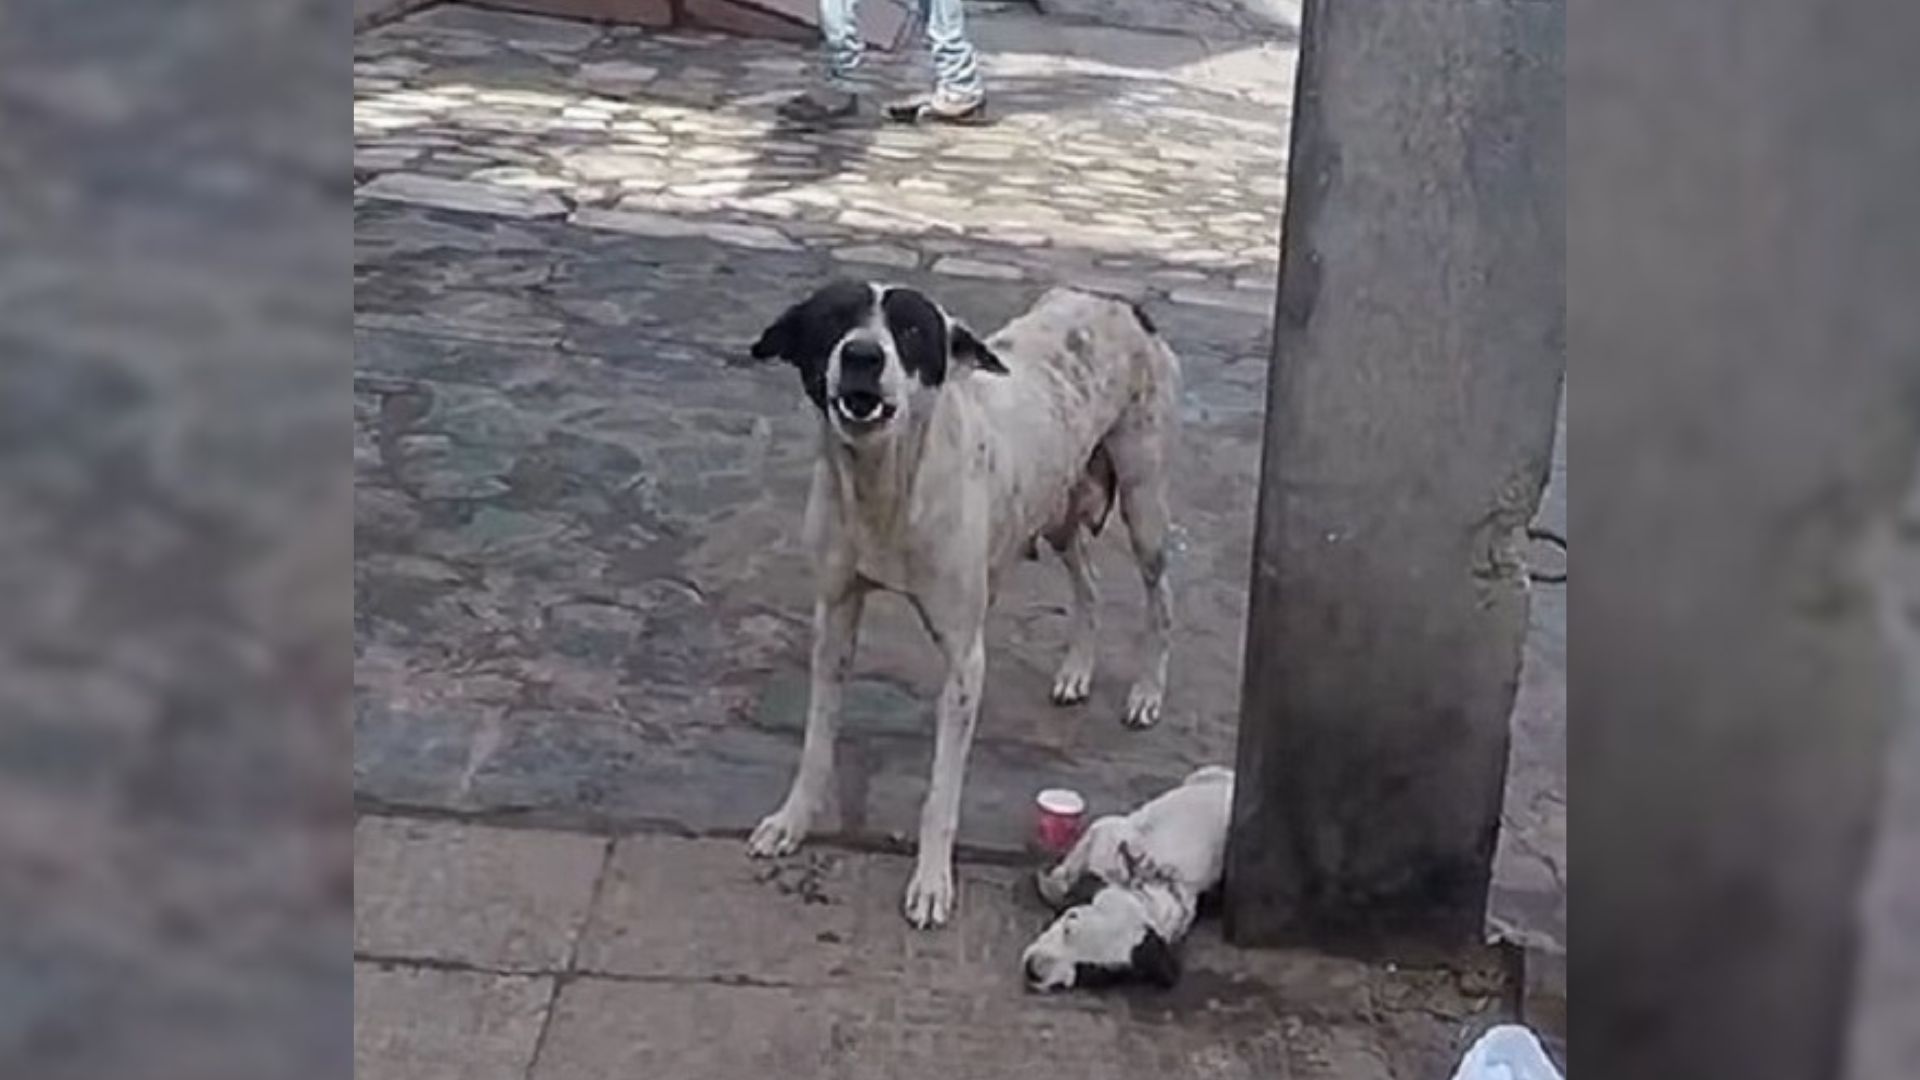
{"left": 1034, "top": 788, "right": 1087, "bottom": 858}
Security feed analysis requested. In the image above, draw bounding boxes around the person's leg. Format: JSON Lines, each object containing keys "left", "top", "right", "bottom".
{"left": 922, "top": 0, "right": 983, "bottom": 106}
{"left": 821, "top": 0, "right": 865, "bottom": 95}
{"left": 779, "top": 0, "right": 863, "bottom": 121}
{"left": 884, "top": 0, "right": 987, "bottom": 123}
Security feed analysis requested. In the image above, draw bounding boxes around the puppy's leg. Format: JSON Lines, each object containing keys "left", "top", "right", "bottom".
{"left": 749, "top": 584, "right": 865, "bottom": 857}
{"left": 1111, "top": 434, "right": 1173, "bottom": 729}
{"left": 1035, "top": 814, "right": 1115, "bottom": 908}
{"left": 1049, "top": 528, "right": 1098, "bottom": 706}
{"left": 903, "top": 590, "right": 987, "bottom": 929}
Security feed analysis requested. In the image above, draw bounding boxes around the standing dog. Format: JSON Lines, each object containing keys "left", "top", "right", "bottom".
{"left": 1023, "top": 766, "right": 1234, "bottom": 991}
{"left": 743, "top": 281, "right": 1182, "bottom": 928}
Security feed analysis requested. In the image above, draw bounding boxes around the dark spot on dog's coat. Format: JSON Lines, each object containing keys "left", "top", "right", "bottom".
{"left": 1068, "top": 927, "right": 1181, "bottom": 990}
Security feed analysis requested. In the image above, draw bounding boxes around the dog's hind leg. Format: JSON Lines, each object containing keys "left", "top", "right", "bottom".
{"left": 1048, "top": 528, "right": 1098, "bottom": 706}
{"left": 749, "top": 583, "right": 865, "bottom": 857}
{"left": 1045, "top": 445, "right": 1114, "bottom": 706}
{"left": 1109, "top": 432, "right": 1173, "bottom": 729}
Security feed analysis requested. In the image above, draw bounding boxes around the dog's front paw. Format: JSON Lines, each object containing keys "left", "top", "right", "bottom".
{"left": 1123, "top": 680, "right": 1163, "bottom": 729}
{"left": 1050, "top": 660, "right": 1093, "bottom": 706}
{"left": 748, "top": 806, "right": 811, "bottom": 858}
{"left": 903, "top": 861, "right": 955, "bottom": 929}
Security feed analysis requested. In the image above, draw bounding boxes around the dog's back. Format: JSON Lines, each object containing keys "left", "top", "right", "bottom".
{"left": 943, "top": 288, "right": 1180, "bottom": 567}
{"left": 1126, "top": 767, "right": 1233, "bottom": 894}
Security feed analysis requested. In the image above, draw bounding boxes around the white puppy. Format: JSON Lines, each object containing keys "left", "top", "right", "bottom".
{"left": 1023, "top": 766, "right": 1233, "bottom": 991}
{"left": 743, "top": 281, "right": 1182, "bottom": 929}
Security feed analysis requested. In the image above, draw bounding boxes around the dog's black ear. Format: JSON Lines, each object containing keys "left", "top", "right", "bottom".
{"left": 1130, "top": 929, "right": 1182, "bottom": 989}
{"left": 1060, "top": 874, "right": 1105, "bottom": 909}
{"left": 751, "top": 303, "right": 802, "bottom": 362}
{"left": 951, "top": 322, "right": 1008, "bottom": 375}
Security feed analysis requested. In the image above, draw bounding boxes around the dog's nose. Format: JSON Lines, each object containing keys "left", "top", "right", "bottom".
{"left": 840, "top": 339, "right": 885, "bottom": 376}
{"left": 1023, "top": 955, "right": 1045, "bottom": 986}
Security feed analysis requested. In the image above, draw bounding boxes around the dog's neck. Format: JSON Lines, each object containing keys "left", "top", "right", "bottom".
{"left": 821, "top": 409, "right": 937, "bottom": 536}
{"left": 1123, "top": 878, "right": 1198, "bottom": 944}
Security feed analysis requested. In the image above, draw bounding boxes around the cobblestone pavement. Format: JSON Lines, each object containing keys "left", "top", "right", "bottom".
{"left": 1035, "top": 0, "right": 1300, "bottom": 42}
{"left": 353, "top": 4, "right": 1292, "bottom": 311}
{"left": 355, "top": 817, "right": 1511, "bottom": 1080}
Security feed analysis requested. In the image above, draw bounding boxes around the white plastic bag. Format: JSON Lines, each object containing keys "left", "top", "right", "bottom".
{"left": 1448, "top": 1025, "right": 1564, "bottom": 1080}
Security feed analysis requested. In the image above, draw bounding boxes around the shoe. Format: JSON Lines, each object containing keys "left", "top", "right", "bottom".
{"left": 883, "top": 90, "right": 988, "bottom": 126}
{"left": 776, "top": 88, "right": 859, "bottom": 125}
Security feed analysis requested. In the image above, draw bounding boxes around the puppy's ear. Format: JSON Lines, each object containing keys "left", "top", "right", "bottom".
{"left": 750, "top": 303, "right": 802, "bottom": 363}
{"left": 1117, "top": 837, "right": 1163, "bottom": 884}
{"left": 1060, "top": 874, "right": 1105, "bottom": 909}
{"left": 951, "top": 322, "right": 1008, "bottom": 375}
{"left": 1130, "top": 929, "right": 1182, "bottom": 989}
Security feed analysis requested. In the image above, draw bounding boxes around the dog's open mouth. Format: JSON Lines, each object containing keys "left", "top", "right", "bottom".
{"left": 833, "top": 391, "right": 897, "bottom": 428}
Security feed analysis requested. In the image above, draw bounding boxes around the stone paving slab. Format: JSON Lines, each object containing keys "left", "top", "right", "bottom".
{"left": 354, "top": 820, "right": 1510, "bottom": 1079}
{"left": 531, "top": 980, "right": 843, "bottom": 1080}
{"left": 355, "top": 817, "right": 609, "bottom": 970}
{"left": 535, "top": 979, "right": 1298, "bottom": 1080}
{"left": 355, "top": 963, "right": 554, "bottom": 1080}
{"left": 578, "top": 836, "right": 1040, "bottom": 989}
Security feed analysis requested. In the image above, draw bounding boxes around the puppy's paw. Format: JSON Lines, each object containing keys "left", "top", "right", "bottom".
{"left": 748, "top": 806, "right": 811, "bottom": 858}
{"left": 1123, "top": 681, "right": 1163, "bottom": 729}
{"left": 903, "top": 861, "right": 955, "bottom": 929}
{"left": 1049, "top": 660, "right": 1093, "bottom": 706}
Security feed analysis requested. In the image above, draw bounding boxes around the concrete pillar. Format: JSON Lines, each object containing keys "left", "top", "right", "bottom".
{"left": 1224, "top": 0, "right": 1565, "bottom": 950}
{"left": 1570, "top": 0, "right": 1919, "bottom": 1072}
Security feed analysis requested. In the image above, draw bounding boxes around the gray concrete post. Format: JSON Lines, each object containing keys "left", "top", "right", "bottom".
{"left": 1224, "top": 0, "right": 1565, "bottom": 951}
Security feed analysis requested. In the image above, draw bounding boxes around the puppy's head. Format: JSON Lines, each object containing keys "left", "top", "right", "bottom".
{"left": 1020, "top": 886, "right": 1182, "bottom": 993}
{"left": 750, "top": 280, "right": 1006, "bottom": 444}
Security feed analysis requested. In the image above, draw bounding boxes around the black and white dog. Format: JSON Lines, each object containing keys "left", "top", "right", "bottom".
{"left": 1023, "top": 766, "right": 1233, "bottom": 991}
{"left": 743, "top": 281, "right": 1182, "bottom": 928}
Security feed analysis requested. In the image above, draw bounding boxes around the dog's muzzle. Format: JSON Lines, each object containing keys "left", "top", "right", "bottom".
{"left": 832, "top": 389, "right": 897, "bottom": 429}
